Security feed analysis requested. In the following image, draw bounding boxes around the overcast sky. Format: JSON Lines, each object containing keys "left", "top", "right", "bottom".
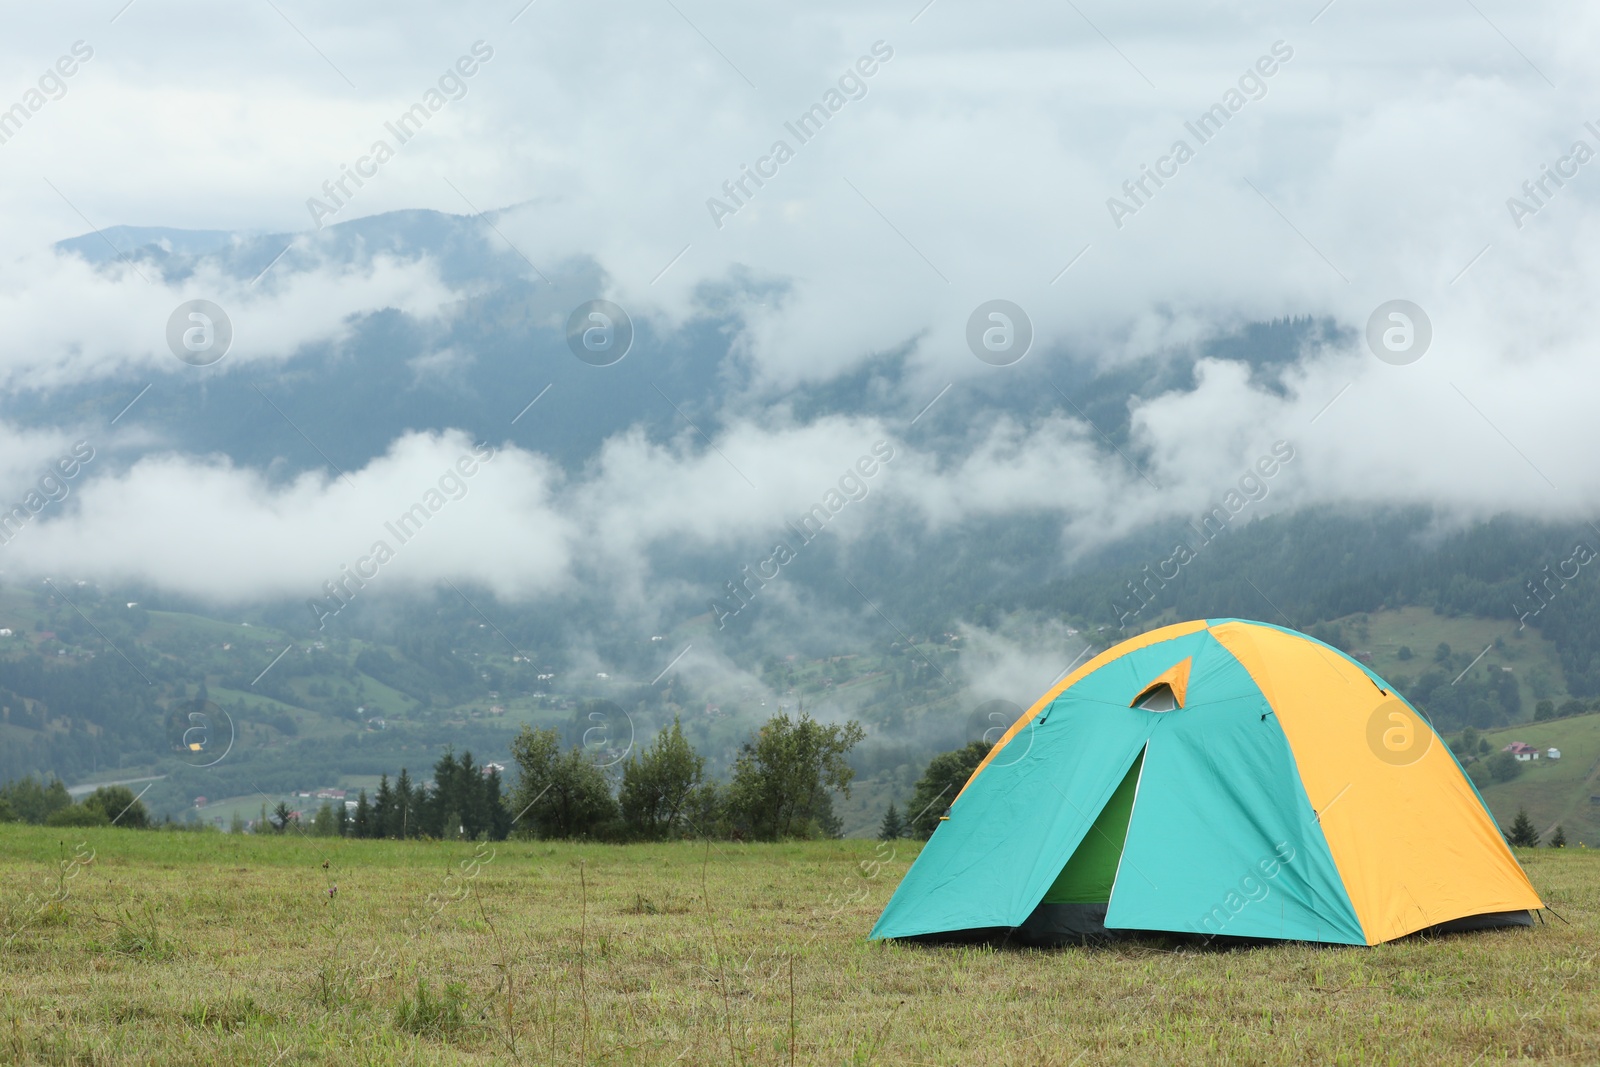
{"left": 0, "top": 0, "right": 1596, "bottom": 645}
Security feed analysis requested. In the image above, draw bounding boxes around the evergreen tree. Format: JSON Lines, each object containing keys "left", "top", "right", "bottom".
{"left": 353, "top": 789, "right": 371, "bottom": 838}
{"left": 371, "top": 775, "right": 393, "bottom": 838}
{"left": 271, "top": 801, "right": 297, "bottom": 834}
{"left": 1507, "top": 808, "right": 1540, "bottom": 847}
{"left": 229, "top": 810, "right": 246, "bottom": 834}
{"left": 484, "top": 765, "right": 512, "bottom": 841}
{"left": 1550, "top": 825, "right": 1567, "bottom": 848}
{"left": 458, "top": 751, "right": 489, "bottom": 839}
{"left": 335, "top": 801, "right": 350, "bottom": 837}
{"left": 392, "top": 769, "right": 416, "bottom": 838}
{"left": 425, "top": 750, "right": 458, "bottom": 838}
{"left": 879, "top": 802, "right": 903, "bottom": 841}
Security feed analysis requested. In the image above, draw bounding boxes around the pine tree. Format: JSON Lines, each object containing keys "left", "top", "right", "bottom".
{"left": 393, "top": 769, "right": 415, "bottom": 838}
{"left": 425, "top": 750, "right": 458, "bottom": 838}
{"left": 1507, "top": 808, "right": 1540, "bottom": 847}
{"left": 371, "top": 776, "right": 393, "bottom": 838}
{"left": 354, "top": 790, "right": 371, "bottom": 838}
{"left": 459, "top": 750, "right": 488, "bottom": 839}
{"left": 879, "top": 801, "right": 904, "bottom": 841}
{"left": 484, "top": 765, "right": 511, "bottom": 841}
{"left": 1550, "top": 825, "right": 1567, "bottom": 848}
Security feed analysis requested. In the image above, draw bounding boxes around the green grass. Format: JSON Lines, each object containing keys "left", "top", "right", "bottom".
{"left": 3, "top": 825, "right": 1598, "bottom": 1065}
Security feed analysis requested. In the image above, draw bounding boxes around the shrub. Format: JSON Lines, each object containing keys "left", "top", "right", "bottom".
{"left": 46, "top": 805, "right": 109, "bottom": 828}
{"left": 1487, "top": 751, "right": 1523, "bottom": 783}
{"left": 83, "top": 786, "right": 150, "bottom": 828}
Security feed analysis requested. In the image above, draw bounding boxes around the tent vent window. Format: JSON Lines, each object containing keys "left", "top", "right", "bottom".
{"left": 1133, "top": 684, "right": 1178, "bottom": 712}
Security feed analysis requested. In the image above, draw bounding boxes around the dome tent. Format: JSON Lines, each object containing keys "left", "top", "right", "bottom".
{"left": 871, "top": 619, "right": 1543, "bottom": 946}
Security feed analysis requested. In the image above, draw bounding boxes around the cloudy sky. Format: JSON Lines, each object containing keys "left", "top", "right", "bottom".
{"left": 0, "top": 0, "right": 1595, "bottom": 636}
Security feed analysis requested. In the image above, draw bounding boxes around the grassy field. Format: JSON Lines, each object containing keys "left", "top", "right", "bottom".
{"left": 2, "top": 826, "right": 1599, "bottom": 1065}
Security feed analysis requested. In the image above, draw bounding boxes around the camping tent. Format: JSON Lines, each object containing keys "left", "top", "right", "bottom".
{"left": 871, "top": 619, "right": 1543, "bottom": 946}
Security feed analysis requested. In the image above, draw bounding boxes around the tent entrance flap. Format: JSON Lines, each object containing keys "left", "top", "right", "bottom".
{"left": 1040, "top": 750, "right": 1144, "bottom": 905}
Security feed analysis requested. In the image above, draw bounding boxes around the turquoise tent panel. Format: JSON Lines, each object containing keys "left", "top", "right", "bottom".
{"left": 1104, "top": 673, "right": 1365, "bottom": 944}
{"left": 870, "top": 631, "right": 1219, "bottom": 941}
{"left": 870, "top": 704, "right": 1148, "bottom": 938}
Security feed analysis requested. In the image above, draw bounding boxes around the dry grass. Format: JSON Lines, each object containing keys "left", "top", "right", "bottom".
{"left": 1, "top": 824, "right": 1598, "bottom": 1065}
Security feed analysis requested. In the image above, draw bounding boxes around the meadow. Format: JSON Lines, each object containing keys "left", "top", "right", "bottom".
{"left": 2, "top": 824, "right": 1598, "bottom": 1066}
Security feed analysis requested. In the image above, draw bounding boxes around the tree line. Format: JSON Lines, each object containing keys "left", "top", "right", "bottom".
{"left": 0, "top": 777, "right": 153, "bottom": 828}
{"left": 255, "top": 708, "right": 867, "bottom": 843}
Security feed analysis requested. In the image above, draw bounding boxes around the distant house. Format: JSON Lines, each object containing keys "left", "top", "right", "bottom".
{"left": 315, "top": 789, "right": 346, "bottom": 800}
{"left": 194, "top": 796, "right": 207, "bottom": 808}
{"left": 0, "top": 629, "right": 11, "bottom": 637}
{"left": 366, "top": 717, "right": 386, "bottom": 730}
{"left": 1547, "top": 747, "right": 1561, "bottom": 761}
{"left": 1503, "top": 742, "right": 1540, "bottom": 762}
{"left": 489, "top": 704, "right": 505, "bottom": 716}
{"left": 481, "top": 761, "right": 506, "bottom": 776}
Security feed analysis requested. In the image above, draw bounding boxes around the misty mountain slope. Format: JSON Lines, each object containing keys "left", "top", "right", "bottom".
{"left": 5, "top": 502, "right": 1600, "bottom": 835}
{"left": 14, "top": 211, "right": 1338, "bottom": 486}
